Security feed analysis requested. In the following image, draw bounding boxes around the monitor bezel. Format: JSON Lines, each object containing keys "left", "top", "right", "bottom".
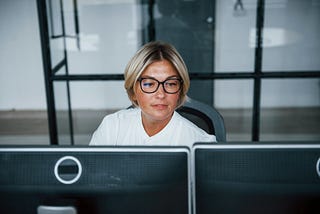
{"left": 191, "top": 143, "right": 320, "bottom": 214}
{"left": 0, "top": 145, "right": 192, "bottom": 214}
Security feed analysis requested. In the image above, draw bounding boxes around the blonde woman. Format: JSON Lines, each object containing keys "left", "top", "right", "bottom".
{"left": 90, "top": 41, "right": 215, "bottom": 146}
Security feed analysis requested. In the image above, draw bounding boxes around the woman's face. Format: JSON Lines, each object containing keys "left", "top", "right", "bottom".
{"left": 133, "top": 60, "right": 181, "bottom": 125}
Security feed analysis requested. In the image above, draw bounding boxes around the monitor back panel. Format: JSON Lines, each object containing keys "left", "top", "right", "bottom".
{"left": 193, "top": 144, "right": 320, "bottom": 214}
{"left": 0, "top": 146, "right": 190, "bottom": 214}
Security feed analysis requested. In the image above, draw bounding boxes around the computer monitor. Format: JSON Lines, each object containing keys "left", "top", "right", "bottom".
{"left": 0, "top": 146, "right": 191, "bottom": 214}
{"left": 193, "top": 143, "right": 320, "bottom": 214}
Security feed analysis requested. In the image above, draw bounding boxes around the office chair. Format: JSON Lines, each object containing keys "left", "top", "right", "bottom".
{"left": 176, "top": 97, "right": 226, "bottom": 142}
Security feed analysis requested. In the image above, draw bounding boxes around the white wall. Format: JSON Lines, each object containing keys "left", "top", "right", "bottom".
{"left": 0, "top": 0, "right": 46, "bottom": 110}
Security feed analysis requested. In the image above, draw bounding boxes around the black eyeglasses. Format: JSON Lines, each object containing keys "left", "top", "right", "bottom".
{"left": 138, "top": 77, "right": 183, "bottom": 94}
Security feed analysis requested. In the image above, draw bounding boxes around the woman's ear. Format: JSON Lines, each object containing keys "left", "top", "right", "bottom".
{"left": 131, "top": 93, "right": 139, "bottom": 107}
{"left": 132, "top": 93, "right": 137, "bottom": 102}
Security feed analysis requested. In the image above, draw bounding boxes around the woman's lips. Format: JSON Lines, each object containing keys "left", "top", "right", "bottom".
{"left": 152, "top": 104, "right": 168, "bottom": 110}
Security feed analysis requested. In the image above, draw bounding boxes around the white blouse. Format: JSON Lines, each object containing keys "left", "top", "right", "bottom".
{"left": 89, "top": 108, "right": 216, "bottom": 147}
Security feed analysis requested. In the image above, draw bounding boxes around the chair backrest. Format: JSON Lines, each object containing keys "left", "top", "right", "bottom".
{"left": 176, "top": 98, "right": 226, "bottom": 142}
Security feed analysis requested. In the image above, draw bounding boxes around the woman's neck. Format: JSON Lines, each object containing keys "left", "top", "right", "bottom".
{"left": 141, "top": 113, "right": 173, "bottom": 137}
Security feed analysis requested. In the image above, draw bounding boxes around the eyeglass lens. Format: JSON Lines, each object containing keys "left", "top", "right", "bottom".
{"left": 139, "top": 78, "right": 182, "bottom": 94}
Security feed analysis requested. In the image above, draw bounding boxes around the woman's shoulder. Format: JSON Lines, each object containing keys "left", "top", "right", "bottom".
{"left": 173, "top": 111, "right": 216, "bottom": 142}
{"left": 102, "top": 108, "right": 140, "bottom": 121}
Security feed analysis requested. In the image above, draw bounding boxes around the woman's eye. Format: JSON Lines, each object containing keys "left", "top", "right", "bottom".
{"left": 165, "top": 81, "right": 178, "bottom": 87}
{"left": 143, "top": 82, "right": 155, "bottom": 88}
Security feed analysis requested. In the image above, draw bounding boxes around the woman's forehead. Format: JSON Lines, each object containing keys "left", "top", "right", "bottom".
{"left": 141, "top": 60, "right": 178, "bottom": 78}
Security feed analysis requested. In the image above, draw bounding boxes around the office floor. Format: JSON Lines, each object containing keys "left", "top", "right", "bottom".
{"left": 0, "top": 108, "right": 319, "bottom": 145}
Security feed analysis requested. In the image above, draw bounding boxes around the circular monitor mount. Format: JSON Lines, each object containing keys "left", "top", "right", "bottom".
{"left": 54, "top": 156, "right": 82, "bottom": 184}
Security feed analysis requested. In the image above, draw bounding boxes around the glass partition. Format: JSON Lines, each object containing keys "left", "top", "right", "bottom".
{"left": 214, "top": 79, "right": 254, "bottom": 141}
{"left": 69, "top": 81, "right": 130, "bottom": 145}
{"left": 261, "top": 79, "right": 320, "bottom": 141}
{"left": 53, "top": 80, "right": 72, "bottom": 145}
{"left": 263, "top": 0, "right": 320, "bottom": 72}
{"left": 36, "top": 0, "right": 320, "bottom": 145}
{"left": 215, "top": 0, "right": 257, "bottom": 73}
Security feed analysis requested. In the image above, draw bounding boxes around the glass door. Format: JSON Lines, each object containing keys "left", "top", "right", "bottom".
{"left": 150, "top": 0, "right": 216, "bottom": 104}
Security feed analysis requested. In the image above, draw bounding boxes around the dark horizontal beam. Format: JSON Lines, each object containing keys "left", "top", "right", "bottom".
{"left": 51, "top": 71, "right": 320, "bottom": 81}
{"left": 51, "top": 35, "right": 78, "bottom": 39}
{"left": 189, "top": 71, "right": 320, "bottom": 79}
{"left": 52, "top": 74, "right": 125, "bottom": 81}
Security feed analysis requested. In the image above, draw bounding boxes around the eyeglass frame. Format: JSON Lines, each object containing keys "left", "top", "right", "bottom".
{"left": 137, "top": 77, "right": 183, "bottom": 94}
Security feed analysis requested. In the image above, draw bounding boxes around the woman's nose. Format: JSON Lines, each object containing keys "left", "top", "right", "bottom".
{"left": 155, "top": 84, "right": 166, "bottom": 97}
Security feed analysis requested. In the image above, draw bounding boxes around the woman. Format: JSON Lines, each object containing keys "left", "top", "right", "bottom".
{"left": 89, "top": 41, "right": 216, "bottom": 147}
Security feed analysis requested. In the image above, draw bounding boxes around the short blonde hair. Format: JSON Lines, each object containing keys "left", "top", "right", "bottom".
{"left": 124, "top": 41, "right": 190, "bottom": 108}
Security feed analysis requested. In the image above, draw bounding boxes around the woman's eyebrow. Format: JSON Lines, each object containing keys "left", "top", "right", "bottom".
{"left": 165, "top": 75, "right": 180, "bottom": 79}
{"left": 140, "top": 75, "right": 180, "bottom": 80}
